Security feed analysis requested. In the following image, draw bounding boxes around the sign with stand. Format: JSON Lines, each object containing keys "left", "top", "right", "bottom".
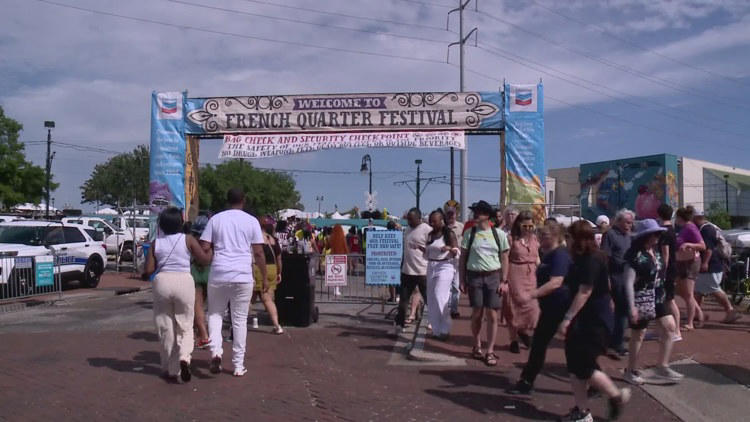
{"left": 325, "top": 255, "right": 348, "bottom": 287}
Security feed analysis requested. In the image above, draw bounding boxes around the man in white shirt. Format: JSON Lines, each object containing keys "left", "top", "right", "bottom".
{"left": 200, "top": 188, "right": 267, "bottom": 377}
{"left": 394, "top": 208, "right": 431, "bottom": 332}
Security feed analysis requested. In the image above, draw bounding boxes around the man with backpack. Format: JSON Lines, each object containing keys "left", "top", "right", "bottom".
{"left": 694, "top": 212, "right": 742, "bottom": 324}
{"left": 459, "top": 200, "right": 510, "bottom": 367}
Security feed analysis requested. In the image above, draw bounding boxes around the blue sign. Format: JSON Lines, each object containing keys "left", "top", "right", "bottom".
{"left": 35, "top": 256, "right": 54, "bottom": 287}
{"left": 365, "top": 230, "right": 403, "bottom": 286}
{"left": 149, "top": 91, "right": 187, "bottom": 214}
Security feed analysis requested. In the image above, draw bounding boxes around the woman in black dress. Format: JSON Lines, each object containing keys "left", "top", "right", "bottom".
{"left": 556, "top": 221, "right": 630, "bottom": 422}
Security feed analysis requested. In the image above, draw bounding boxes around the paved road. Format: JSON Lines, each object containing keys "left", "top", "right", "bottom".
{"left": 0, "top": 287, "right": 747, "bottom": 421}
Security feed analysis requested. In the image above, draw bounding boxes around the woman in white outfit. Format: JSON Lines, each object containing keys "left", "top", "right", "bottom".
{"left": 423, "top": 209, "right": 460, "bottom": 340}
{"left": 144, "top": 207, "right": 212, "bottom": 383}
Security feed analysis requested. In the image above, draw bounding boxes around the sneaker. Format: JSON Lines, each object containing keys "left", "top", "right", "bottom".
{"left": 450, "top": 311, "right": 461, "bottom": 319}
{"left": 509, "top": 341, "right": 520, "bottom": 354}
{"left": 722, "top": 310, "right": 741, "bottom": 324}
{"left": 209, "top": 356, "right": 222, "bottom": 374}
{"left": 196, "top": 338, "right": 211, "bottom": 349}
{"left": 272, "top": 326, "right": 285, "bottom": 335}
{"left": 624, "top": 369, "right": 645, "bottom": 385}
{"left": 559, "top": 407, "right": 593, "bottom": 422}
{"left": 608, "top": 387, "right": 631, "bottom": 420}
{"left": 653, "top": 366, "right": 684, "bottom": 382}
{"left": 233, "top": 367, "right": 247, "bottom": 377}
{"left": 179, "top": 360, "right": 192, "bottom": 383}
{"left": 672, "top": 334, "right": 683, "bottom": 342}
{"left": 507, "top": 379, "right": 533, "bottom": 395}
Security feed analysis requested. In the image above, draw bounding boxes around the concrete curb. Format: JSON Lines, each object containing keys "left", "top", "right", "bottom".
{"left": 0, "top": 286, "right": 151, "bottom": 313}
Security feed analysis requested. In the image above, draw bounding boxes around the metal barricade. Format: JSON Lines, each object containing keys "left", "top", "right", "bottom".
{"left": 314, "top": 253, "right": 396, "bottom": 304}
{"left": 0, "top": 253, "right": 62, "bottom": 302}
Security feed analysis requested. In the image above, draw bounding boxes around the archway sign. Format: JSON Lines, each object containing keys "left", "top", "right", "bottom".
{"left": 149, "top": 85, "right": 545, "bottom": 221}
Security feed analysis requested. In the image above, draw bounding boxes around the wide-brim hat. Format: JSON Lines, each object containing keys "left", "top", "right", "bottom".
{"left": 634, "top": 218, "right": 666, "bottom": 239}
{"left": 469, "top": 200, "right": 493, "bottom": 215}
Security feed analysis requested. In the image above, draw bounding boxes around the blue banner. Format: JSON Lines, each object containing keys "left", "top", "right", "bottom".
{"left": 365, "top": 230, "right": 403, "bottom": 285}
{"left": 35, "top": 256, "right": 54, "bottom": 287}
{"left": 150, "top": 91, "right": 187, "bottom": 213}
{"left": 504, "top": 83, "right": 545, "bottom": 220}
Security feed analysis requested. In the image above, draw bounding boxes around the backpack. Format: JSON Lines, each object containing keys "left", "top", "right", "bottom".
{"left": 464, "top": 226, "right": 504, "bottom": 270}
{"left": 702, "top": 223, "right": 732, "bottom": 260}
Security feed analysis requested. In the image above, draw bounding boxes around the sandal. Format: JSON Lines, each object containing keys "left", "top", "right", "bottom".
{"left": 405, "top": 317, "right": 415, "bottom": 325}
{"left": 471, "top": 346, "right": 484, "bottom": 360}
{"left": 485, "top": 352, "right": 499, "bottom": 367}
{"left": 681, "top": 325, "right": 694, "bottom": 331}
{"left": 273, "top": 326, "right": 285, "bottom": 335}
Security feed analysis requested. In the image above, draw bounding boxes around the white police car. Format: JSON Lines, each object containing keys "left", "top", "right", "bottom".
{"left": 0, "top": 221, "right": 107, "bottom": 295}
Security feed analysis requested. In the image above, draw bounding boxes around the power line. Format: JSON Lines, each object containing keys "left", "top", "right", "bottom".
{"left": 167, "top": 0, "right": 452, "bottom": 45}
{"left": 395, "top": 0, "right": 453, "bottom": 8}
{"left": 34, "top": 0, "right": 446, "bottom": 65}
{"left": 475, "top": 43, "right": 747, "bottom": 138}
{"left": 472, "top": 7, "right": 750, "bottom": 111}
{"left": 461, "top": 65, "right": 750, "bottom": 153}
{"left": 234, "top": 0, "right": 449, "bottom": 32}
{"left": 528, "top": 0, "right": 749, "bottom": 88}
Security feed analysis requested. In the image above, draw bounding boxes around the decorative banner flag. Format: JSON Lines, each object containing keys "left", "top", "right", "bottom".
{"left": 185, "top": 92, "right": 503, "bottom": 135}
{"left": 218, "top": 130, "right": 465, "bottom": 159}
{"left": 504, "top": 83, "right": 546, "bottom": 221}
{"left": 149, "top": 91, "right": 187, "bottom": 214}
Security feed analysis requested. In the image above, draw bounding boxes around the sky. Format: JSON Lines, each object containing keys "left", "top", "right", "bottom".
{"left": 1, "top": 0, "right": 749, "bottom": 216}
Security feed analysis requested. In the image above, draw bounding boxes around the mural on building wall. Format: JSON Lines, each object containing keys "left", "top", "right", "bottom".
{"left": 580, "top": 154, "right": 679, "bottom": 221}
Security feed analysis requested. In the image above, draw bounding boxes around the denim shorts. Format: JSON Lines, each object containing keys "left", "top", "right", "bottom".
{"left": 467, "top": 270, "right": 501, "bottom": 309}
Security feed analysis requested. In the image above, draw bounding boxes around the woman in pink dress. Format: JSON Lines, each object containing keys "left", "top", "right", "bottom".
{"left": 505, "top": 210, "right": 541, "bottom": 354}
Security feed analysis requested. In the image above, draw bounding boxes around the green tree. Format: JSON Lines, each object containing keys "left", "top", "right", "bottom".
{"left": 80, "top": 145, "right": 149, "bottom": 207}
{"left": 0, "top": 106, "right": 56, "bottom": 210}
{"left": 707, "top": 202, "right": 731, "bottom": 230}
{"left": 199, "top": 160, "right": 302, "bottom": 215}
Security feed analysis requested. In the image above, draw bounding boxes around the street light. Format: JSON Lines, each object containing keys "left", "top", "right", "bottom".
{"left": 315, "top": 195, "right": 324, "bottom": 215}
{"left": 360, "top": 154, "right": 372, "bottom": 196}
{"left": 724, "top": 174, "right": 730, "bottom": 214}
{"left": 44, "top": 121, "right": 55, "bottom": 220}
{"left": 415, "top": 159, "right": 423, "bottom": 212}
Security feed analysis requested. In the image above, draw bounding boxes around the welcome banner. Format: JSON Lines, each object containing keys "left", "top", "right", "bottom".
{"left": 219, "top": 131, "right": 465, "bottom": 159}
{"left": 149, "top": 91, "right": 187, "bottom": 213}
{"left": 503, "top": 83, "right": 545, "bottom": 220}
{"left": 185, "top": 92, "right": 503, "bottom": 135}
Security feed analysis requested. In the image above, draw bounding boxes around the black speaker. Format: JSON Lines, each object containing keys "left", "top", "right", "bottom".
{"left": 276, "top": 253, "right": 319, "bottom": 327}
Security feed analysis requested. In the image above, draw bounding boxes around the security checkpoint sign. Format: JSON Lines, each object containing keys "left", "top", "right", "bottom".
{"left": 35, "top": 255, "right": 54, "bottom": 287}
{"left": 365, "top": 230, "right": 403, "bottom": 286}
{"left": 325, "top": 255, "right": 348, "bottom": 287}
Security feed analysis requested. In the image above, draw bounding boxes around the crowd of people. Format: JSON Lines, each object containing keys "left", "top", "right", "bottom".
{"left": 143, "top": 187, "right": 743, "bottom": 421}
{"left": 392, "top": 200, "right": 744, "bottom": 422}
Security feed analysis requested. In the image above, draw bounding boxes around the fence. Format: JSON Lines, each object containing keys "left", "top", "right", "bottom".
{"left": 312, "top": 253, "right": 398, "bottom": 305}
{"left": 0, "top": 254, "right": 62, "bottom": 302}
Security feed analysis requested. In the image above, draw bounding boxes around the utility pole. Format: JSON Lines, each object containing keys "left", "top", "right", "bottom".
{"left": 448, "top": 0, "right": 477, "bottom": 221}
{"left": 416, "top": 159, "right": 422, "bottom": 211}
{"left": 44, "top": 121, "right": 55, "bottom": 219}
{"left": 316, "top": 195, "right": 324, "bottom": 215}
{"left": 724, "top": 174, "right": 730, "bottom": 214}
{"left": 394, "top": 160, "right": 445, "bottom": 213}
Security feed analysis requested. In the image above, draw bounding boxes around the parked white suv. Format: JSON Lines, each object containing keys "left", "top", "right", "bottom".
{"left": 0, "top": 221, "right": 107, "bottom": 293}
{"left": 62, "top": 216, "right": 137, "bottom": 259}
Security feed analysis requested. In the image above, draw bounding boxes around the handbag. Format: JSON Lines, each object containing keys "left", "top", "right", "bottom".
{"left": 633, "top": 288, "right": 656, "bottom": 322}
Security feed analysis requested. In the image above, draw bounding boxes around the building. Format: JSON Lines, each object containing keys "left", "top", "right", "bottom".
{"left": 546, "top": 154, "right": 750, "bottom": 226}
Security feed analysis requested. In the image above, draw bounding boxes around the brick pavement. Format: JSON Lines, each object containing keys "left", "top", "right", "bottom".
{"left": 0, "top": 290, "right": 747, "bottom": 421}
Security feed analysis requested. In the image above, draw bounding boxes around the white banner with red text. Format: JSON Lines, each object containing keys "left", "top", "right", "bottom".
{"left": 219, "top": 131, "right": 465, "bottom": 159}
